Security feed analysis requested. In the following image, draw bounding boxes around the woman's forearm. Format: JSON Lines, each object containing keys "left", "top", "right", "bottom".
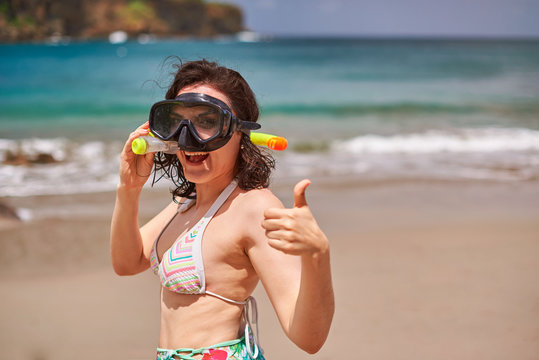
{"left": 110, "top": 185, "right": 146, "bottom": 275}
{"left": 261, "top": 180, "right": 335, "bottom": 353}
{"left": 289, "top": 247, "right": 335, "bottom": 353}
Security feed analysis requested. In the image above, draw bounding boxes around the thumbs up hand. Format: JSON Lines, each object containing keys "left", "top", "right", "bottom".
{"left": 262, "top": 179, "right": 329, "bottom": 256}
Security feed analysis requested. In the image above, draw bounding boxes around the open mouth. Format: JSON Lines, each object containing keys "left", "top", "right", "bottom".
{"left": 185, "top": 151, "right": 209, "bottom": 164}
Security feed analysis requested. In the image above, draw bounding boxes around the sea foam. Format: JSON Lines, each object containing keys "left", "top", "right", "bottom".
{"left": 277, "top": 128, "right": 539, "bottom": 182}
{"left": 0, "top": 138, "right": 124, "bottom": 197}
{"left": 334, "top": 128, "right": 539, "bottom": 154}
{"left": 1, "top": 128, "right": 539, "bottom": 197}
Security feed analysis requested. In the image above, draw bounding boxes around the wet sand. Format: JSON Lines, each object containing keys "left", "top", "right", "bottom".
{"left": 1, "top": 179, "right": 539, "bottom": 360}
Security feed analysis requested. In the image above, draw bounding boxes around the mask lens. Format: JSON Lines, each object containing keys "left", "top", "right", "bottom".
{"left": 188, "top": 105, "right": 221, "bottom": 140}
{"left": 150, "top": 101, "right": 225, "bottom": 141}
{"left": 152, "top": 104, "right": 182, "bottom": 139}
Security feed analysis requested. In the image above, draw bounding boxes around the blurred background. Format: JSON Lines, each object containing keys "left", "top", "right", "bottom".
{"left": 1, "top": 1, "right": 538, "bottom": 359}
{"left": 1, "top": 0, "right": 539, "bottom": 195}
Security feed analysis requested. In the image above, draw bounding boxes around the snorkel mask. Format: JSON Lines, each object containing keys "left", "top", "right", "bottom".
{"left": 148, "top": 93, "right": 261, "bottom": 152}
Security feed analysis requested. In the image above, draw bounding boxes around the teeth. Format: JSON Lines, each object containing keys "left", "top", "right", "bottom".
{"left": 185, "top": 152, "right": 208, "bottom": 156}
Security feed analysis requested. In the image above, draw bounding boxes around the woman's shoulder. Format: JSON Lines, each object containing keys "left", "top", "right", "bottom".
{"left": 231, "top": 187, "right": 282, "bottom": 243}
{"left": 234, "top": 187, "right": 283, "bottom": 214}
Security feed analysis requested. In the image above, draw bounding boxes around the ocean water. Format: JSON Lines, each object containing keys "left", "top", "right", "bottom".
{"left": 1, "top": 37, "right": 539, "bottom": 197}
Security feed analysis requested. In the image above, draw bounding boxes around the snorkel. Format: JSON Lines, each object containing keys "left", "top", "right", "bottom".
{"left": 132, "top": 132, "right": 287, "bottom": 155}
{"left": 250, "top": 132, "right": 288, "bottom": 151}
{"left": 136, "top": 92, "right": 287, "bottom": 155}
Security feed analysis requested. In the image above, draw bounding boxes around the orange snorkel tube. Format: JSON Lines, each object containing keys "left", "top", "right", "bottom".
{"left": 249, "top": 132, "right": 288, "bottom": 151}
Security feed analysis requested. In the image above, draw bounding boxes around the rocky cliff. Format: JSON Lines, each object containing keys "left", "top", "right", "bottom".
{"left": 0, "top": 0, "right": 244, "bottom": 42}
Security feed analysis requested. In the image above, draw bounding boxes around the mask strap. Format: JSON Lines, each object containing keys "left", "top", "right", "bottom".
{"left": 239, "top": 121, "right": 261, "bottom": 132}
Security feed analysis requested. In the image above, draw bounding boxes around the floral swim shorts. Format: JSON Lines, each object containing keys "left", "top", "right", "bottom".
{"left": 156, "top": 337, "right": 266, "bottom": 360}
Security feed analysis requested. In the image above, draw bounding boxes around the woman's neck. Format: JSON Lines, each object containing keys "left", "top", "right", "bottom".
{"left": 193, "top": 174, "right": 235, "bottom": 209}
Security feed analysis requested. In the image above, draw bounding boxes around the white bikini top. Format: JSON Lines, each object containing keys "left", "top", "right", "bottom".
{"left": 149, "top": 179, "right": 261, "bottom": 357}
{"left": 149, "top": 180, "right": 245, "bottom": 304}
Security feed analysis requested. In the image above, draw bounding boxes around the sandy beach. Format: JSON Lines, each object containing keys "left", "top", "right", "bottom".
{"left": 1, "top": 178, "right": 538, "bottom": 360}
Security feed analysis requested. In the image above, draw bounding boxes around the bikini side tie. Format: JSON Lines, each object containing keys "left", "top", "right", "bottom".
{"left": 244, "top": 296, "right": 262, "bottom": 359}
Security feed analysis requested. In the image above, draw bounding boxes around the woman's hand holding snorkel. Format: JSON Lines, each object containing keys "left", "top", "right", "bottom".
{"left": 119, "top": 122, "right": 155, "bottom": 191}
{"left": 112, "top": 121, "right": 158, "bottom": 276}
{"left": 262, "top": 179, "right": 329, "bottom": 257}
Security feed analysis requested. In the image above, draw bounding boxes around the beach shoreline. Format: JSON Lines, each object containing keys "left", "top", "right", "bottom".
{"left": 1, "top": 179, "right": 538, "bottom": 359}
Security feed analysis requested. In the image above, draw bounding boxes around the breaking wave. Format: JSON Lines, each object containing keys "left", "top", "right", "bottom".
{"left": 1, "top": 127, "right": 538, "bottom": 197}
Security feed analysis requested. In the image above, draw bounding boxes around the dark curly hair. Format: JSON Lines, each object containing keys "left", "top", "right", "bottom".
{"left": 152, "top": 59, "right": 275, "bottom": 200}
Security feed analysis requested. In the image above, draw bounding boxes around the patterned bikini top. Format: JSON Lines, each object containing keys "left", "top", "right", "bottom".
{"left": 149, "top": 180, "right": 245, "bottom": 305}
{"left": 149, "top": 179, "right": 262, "bottom": 359}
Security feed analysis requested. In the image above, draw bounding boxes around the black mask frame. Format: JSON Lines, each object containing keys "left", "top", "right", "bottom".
{"left": 149, "top": 92, "right": 261, "bottom": 152}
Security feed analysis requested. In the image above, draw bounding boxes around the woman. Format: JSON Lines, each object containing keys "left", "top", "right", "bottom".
{"left": 110, "top": 60, "right": 334, "bottom": 360}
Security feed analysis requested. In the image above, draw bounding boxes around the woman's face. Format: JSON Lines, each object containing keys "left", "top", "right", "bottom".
{"left": 175, "top": 84, "right": 242, "bottom": 185}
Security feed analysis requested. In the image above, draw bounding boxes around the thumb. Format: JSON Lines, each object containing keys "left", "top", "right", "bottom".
{"left": 293, "top": 179, "right": 311, "bottom": 208}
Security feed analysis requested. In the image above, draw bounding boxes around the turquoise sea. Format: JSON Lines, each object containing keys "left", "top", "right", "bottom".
{"left": 1, "top": 37, "right": 539, "bottom": 196}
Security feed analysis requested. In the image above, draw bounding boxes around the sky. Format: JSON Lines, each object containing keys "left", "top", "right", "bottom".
{"left": 220, "top": 0, "right": 539, "bottom": 38}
